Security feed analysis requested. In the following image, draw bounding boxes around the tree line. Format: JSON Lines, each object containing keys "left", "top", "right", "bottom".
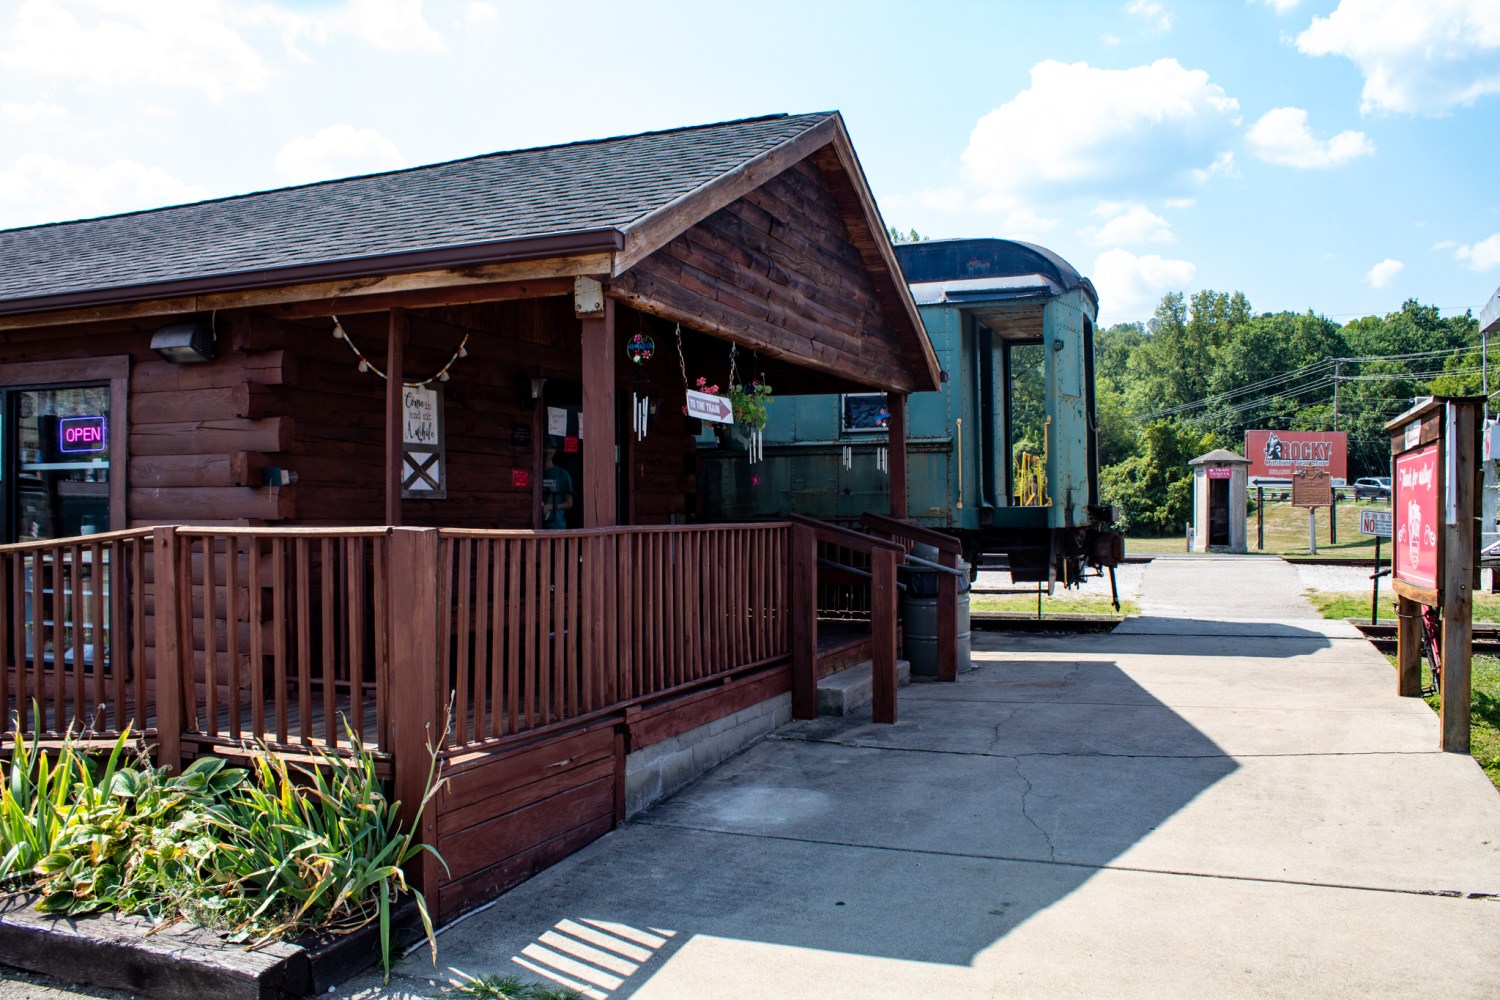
{"left": 1090, "top": 292, "right": 1481, "bottom": 535}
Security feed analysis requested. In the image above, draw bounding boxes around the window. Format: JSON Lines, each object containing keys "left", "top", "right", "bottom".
{"left": 0, "top": 357, "right": 126, "bottom": 543}
{"left": 841, "top": 393, "right": 890, "bottom": 434}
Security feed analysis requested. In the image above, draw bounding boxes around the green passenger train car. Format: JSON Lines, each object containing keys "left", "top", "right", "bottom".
{"left": 697, "top": 237, "right": 1122, "bottom": 588}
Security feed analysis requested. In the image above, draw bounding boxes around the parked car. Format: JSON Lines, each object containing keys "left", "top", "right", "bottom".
{"left": 1354, "top": 476, "right": 1392, "bottom": 501}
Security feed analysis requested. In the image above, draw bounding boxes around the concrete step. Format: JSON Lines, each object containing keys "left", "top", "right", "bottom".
{"left": 817, "top": 658, "right": 911, "bottom": 716}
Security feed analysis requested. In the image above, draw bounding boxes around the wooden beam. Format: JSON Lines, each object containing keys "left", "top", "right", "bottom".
{"left": 1440, "top": 401, "right": 1477, "bottom": 753}
{"left": 580, "top": 299, "right": 617, "bottom": 527}
{"left": 0, "top": 255, "right": 613, "bottom": 332}
{"left": 888, "top": 392, "right": 908, "bottom": 517}
{"left": 386, "top": 309, "right": 407, "bottom": 525}
{"left": 789, "top": 523, "right": 818, "bottom": 719}
{"left": 263, "top": 277, "right": 573, "bottom": 320}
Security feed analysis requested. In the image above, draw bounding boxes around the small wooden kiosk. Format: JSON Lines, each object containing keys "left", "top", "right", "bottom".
{"left": 1385, "top": 396, "right": 1481, "bottom": 753}
{"left": 1188, "top": 449, "right": 1250, "bottom": 553}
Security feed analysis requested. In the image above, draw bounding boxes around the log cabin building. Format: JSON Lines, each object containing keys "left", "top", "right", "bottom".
{"left": 0, "top": 112, "right": 941, "bottom": 919}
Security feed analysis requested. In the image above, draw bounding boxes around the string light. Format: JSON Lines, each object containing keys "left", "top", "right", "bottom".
{"left": 331, "top": 316, "right": 469, "bottom": 388}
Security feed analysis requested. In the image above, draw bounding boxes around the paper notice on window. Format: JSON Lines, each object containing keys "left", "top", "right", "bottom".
{"left": 547, "top": 406, "right": 567, "bottom": 437}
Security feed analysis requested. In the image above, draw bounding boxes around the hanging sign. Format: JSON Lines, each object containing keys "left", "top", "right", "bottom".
{"left": 1393, "top": 443, "right": 1439, "bottom": 591}
{"left": 58, "top": 416, "right": 108, "bottom": 454}
{"left": 686, "top": 388, "right": 734, "bottom": 424}
{"left": 401, "top": 385, "right": 446, "bottom": 499}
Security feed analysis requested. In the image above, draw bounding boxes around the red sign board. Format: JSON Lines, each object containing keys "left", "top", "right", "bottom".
{"left": 1244, "top": 430, "right": 1348, "bottom": 481}
{"left": 1393, "top": 443, "right": 1439, "bottom": 591}
{"left": 1206, "top": 466, "right": 1233, "bottom": 480}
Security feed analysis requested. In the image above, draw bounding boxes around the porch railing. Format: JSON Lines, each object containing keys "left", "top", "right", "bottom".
{"left": 437, "top": 524, "right": 790, "bottom": 748}
{"left": 0, "top": 528, "right": 154, "bottom": 739}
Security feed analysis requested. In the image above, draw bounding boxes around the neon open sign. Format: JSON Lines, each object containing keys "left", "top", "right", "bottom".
{"left": 59, "top": 416, "right": 107, "bottom": 454}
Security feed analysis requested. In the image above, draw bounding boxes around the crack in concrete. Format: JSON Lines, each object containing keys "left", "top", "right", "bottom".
{"left": 631, "top": 819, "right": 1496, "bottom": 901}
{"left": 1009, "top": 754, "right": 1056, "bottom": 862}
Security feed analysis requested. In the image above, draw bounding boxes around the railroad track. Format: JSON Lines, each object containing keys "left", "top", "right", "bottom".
{"left": 1350, "top": 621, "right": 1500, "bottom": 655}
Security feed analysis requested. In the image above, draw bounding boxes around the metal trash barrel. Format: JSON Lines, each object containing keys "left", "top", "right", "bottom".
{"left": 900, "top": 543, "right": 972, "bottom": 677}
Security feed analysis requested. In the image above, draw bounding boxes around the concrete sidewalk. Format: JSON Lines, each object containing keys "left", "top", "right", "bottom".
{"left": 346, "top": 556, "right": 1500, "bottom": 999}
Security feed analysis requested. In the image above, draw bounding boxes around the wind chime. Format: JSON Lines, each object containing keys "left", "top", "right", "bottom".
{"left": 728, "top": 343, "right": 765, "bottom": 464}
{"left": 626, "top": 324, "right": 655, "bottom": 441}
{"left": 330, "top": 316, "right": 469, "bottom": 387}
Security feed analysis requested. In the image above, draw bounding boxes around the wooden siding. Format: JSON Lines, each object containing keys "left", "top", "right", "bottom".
{"left": 610, "top": 159, "right": 923, "bottom": 393}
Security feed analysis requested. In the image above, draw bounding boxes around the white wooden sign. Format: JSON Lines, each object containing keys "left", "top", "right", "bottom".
{"left": 686, "top": 389, "right": 733, "bottom": 424}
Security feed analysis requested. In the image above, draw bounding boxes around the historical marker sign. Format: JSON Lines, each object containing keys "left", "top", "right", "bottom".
{"left": 1291, "top": 467, "right": 1333, "bottom": 508}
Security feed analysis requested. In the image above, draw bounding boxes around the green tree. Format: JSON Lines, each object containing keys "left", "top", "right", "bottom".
{"left": 1100, "top": 420, "right": 1217, "bottom": 535}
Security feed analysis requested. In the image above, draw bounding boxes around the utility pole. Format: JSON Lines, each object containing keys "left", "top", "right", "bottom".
{"left": 1332, "top": 358, "right": 1340, "bottom": 431}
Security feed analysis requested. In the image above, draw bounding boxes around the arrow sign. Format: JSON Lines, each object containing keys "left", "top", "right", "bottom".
{"left": 686, "top": 388, "right": 734, "bottom": 424}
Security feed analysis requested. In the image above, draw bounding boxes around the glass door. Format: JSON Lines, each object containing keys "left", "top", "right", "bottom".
{"left": 10, "top": 385, "right": 111, "bottom": 541}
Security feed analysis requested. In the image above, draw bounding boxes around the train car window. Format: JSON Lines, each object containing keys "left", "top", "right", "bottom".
{"left": 841, "top": 393, "right": 890, "bottom": 433}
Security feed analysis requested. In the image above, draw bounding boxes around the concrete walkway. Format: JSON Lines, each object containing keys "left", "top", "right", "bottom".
{"left": 343, "top": 556, "right": 1500, "bottom": 999}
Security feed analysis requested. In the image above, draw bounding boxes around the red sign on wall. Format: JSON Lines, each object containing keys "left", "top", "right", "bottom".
{"left": 1394, "top": 443, "right": 1439, "bottom": 591}
{"left": 1244, "top": 430, "right": 1348, "bottom": 481}
{"left": 1206, "top": 466, "right": 1233, "bottom": 480}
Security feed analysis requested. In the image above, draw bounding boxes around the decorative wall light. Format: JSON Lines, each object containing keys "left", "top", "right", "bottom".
{"left": 151, "top": 320, "right": 216, "bottom": 363}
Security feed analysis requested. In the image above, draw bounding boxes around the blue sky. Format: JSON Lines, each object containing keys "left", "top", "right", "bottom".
{"left": 1, "top": 0, "right": 1497, "bottom": 327}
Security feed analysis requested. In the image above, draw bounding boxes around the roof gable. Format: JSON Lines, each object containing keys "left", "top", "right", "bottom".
{"left": 0, "top": 113, "right": 836, "bottom": 315}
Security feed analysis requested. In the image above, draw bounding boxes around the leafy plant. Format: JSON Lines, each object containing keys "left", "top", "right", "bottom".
{"left": 216, "top": 728, "right": 444, "bottom": 982}
{"left": 729, "top": 378, "right": 773, "bottom": 430}
{"left": 3, "top": 713, "right": 445, "bottom": 986}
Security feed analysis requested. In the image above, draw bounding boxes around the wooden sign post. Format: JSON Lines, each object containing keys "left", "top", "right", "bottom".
{"left": 1384, "top": 397, "right": 1481, "bottom": 753}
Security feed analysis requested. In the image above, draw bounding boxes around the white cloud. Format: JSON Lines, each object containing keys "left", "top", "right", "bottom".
{"left": 1092, "top": 247, "right": 1196, "bottom": 324}
{"left": 1366, "top": 257, "right": 1405, "bottom": 286}
{"left": 1262, "top": 0, "right": 1301, "bottom": 11}
{"left": 916, "top": 188, "right": 966, "bottom": 212}
{"left": 347, "top": 0, "right": 444, "bottom": 52}
{"left": 1084, "top": 201, "right": 1175, "bottom": 246}
{"left": 274, "top": 125, "right": 405, "bottom": 184}
{"left": 1296, "top": 0, "right": 1500, "bottom": 114}
{"left": 1101, "top": 32, "right": 1122, "bottom": 46}
{"left": 1164, "top": 196, "right": 1196, "bottom": 208}
{"left": 1455, "top": 233, "right": 1500, "bottom": 270}
{"left": 467, "top": 1, "right": 499, "bottom": 24}
{"left": 0, "top": 153, "right": 209, "bottom": 228}
{"left": 1246, "top": 106, "right": 1374, "bottom": 167}
{"left": 1125, "top": 0, "right": 1172, "bottom": 32}
{"left": 1431, "top": 239, "right": 1458, "bottom": 250}
{"left": 1188, "top": 150, "right": 1236, "bottom": 184}
{"left": 0, "top": 0, "right": 270, "bottom": 99}
{"left": 0, "top": 100, "right": 68, "bottom": 125}
{"left": 962, "top": 59, "right": 1240, "bottom": 210}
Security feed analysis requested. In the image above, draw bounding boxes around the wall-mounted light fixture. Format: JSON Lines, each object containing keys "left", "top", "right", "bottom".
{"left": 518, "top": 373, "right": 547, "bottom": 409}
{"left": 151, "top": 320, "right": 216, "bottom": 363}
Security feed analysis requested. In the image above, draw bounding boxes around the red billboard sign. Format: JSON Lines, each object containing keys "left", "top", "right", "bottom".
{"left": 1244, "top": 430, "right": 1348, "bottom": 482}
{"left": 1393, "top": 443, "right": 1439, "bottom": 591}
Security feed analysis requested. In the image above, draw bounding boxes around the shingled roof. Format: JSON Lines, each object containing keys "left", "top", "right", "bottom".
{"left": 0, "top": 112, "right": 837, "bottom": 315}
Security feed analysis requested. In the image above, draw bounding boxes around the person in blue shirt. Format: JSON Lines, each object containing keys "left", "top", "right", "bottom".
{"left": 542, "top": 446, "right": 574, "bottom": 528}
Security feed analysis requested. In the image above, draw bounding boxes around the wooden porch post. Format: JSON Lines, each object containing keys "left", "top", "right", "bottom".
{"left": 151, "top": 525, "right": 183, "bottom": 773}
{"left": 871, "top": 547, "right": 899, "bottom": 723}
{"left": 888, "top": 392, "right": 908, "bottom": 517}
{"left": 387, "top": 527, "right": 443, "bottom": 911}
{"left": 385, "top": 309, "right": 408, "bottom": 526}
{"left": 577, "top": 281, "right": 617, "bottom": 528}
{"left": 790, "top": 522, "right": 818, "bottom": 719}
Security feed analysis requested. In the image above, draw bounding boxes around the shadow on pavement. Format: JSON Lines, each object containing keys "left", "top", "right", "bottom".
{"left": 436, "top": 659, "right": 1238, "bottom": 998}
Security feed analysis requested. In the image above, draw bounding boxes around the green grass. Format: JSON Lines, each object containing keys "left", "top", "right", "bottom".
{"left": 1306, "top": 590, "right": 1500, "bottom": 624}
{"left": 1127, "top": 496, "right": 1392, "bottom": 560}
{"left": 447, "top": 972, "right": 581, "bottom": 999}
{"left": 969, "top": 594, "right": 1139, "bottom": 617}
{"left": 1303, "top": 594, "right": 1500, "bottom": 792}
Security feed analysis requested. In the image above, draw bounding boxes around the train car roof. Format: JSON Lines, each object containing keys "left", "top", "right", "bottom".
{"left": 894, "top": 238, "right": 1098, "bottom": 312}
